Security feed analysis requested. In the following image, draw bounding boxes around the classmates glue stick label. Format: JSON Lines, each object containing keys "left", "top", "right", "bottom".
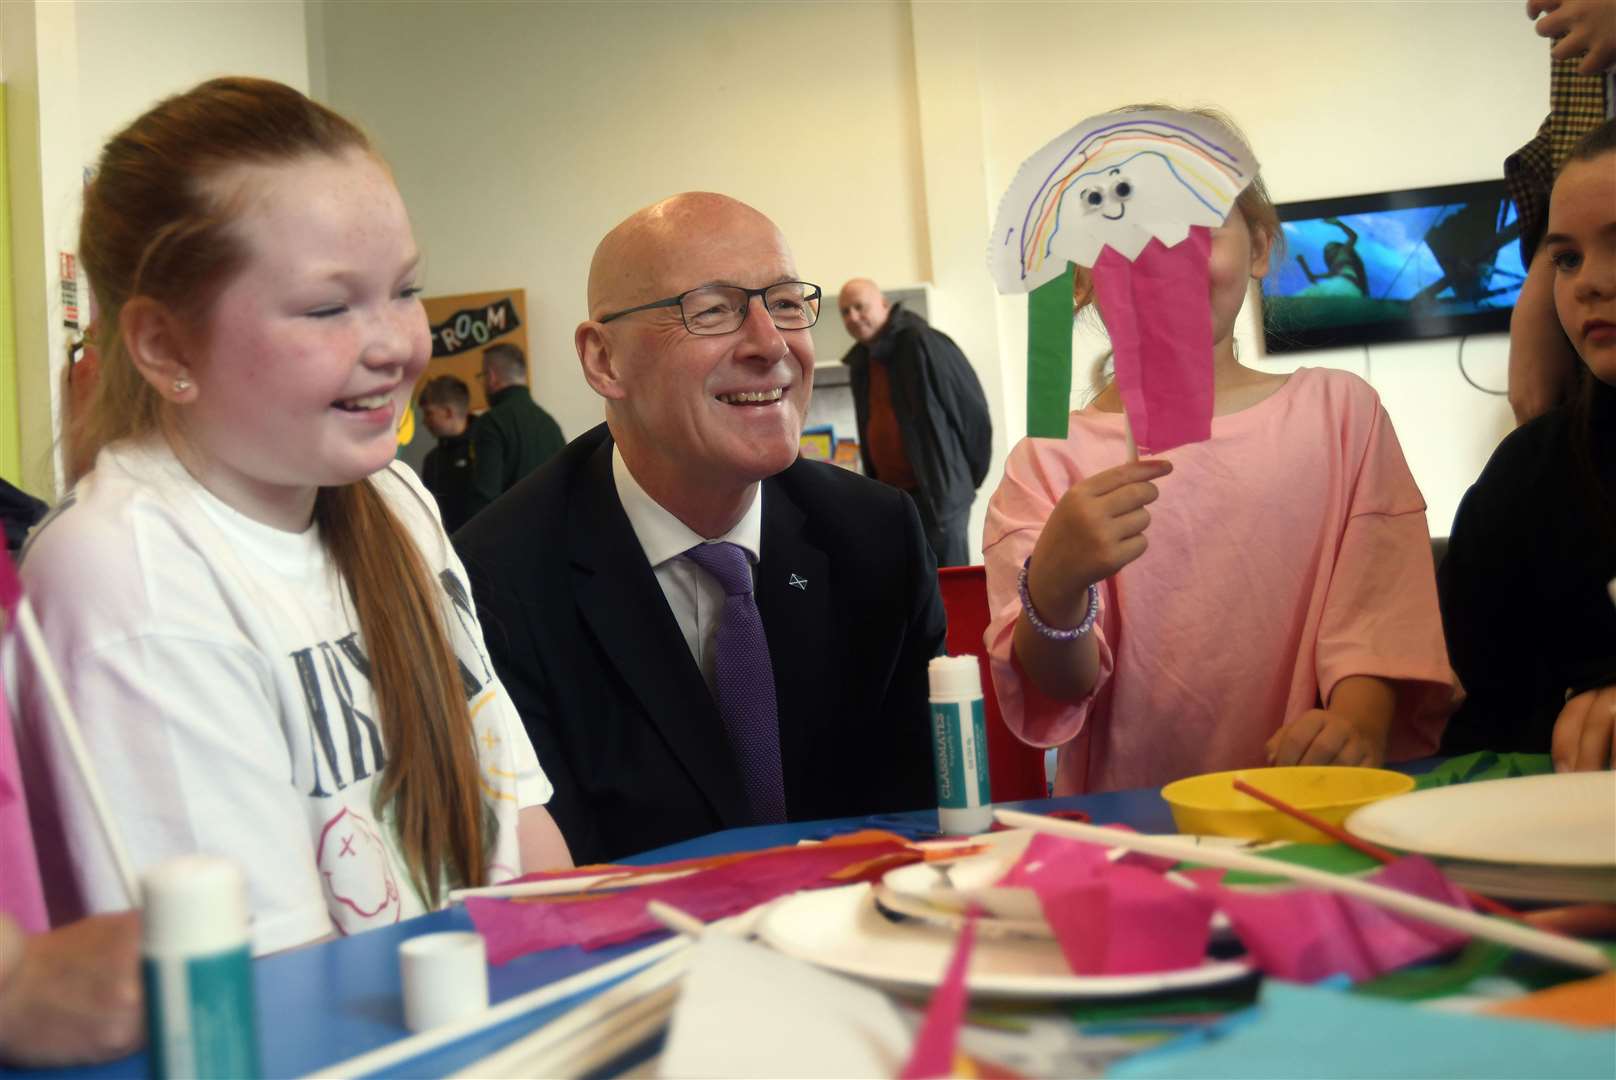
{"left": 928, "top": 655, "right": 993, "bottom": 834}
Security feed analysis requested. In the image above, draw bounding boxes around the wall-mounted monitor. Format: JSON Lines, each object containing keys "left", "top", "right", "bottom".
{"left": 1260, "top": 180, "right": 1525, "bottom": 354}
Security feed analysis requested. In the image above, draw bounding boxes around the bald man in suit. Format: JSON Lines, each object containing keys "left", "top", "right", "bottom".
{"left": 455, "top": 193, "right": 945, "bottom": 863}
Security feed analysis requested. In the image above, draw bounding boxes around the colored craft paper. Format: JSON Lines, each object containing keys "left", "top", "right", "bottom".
{"left": 0, "top": 702, "right": 46, "bottom": 933}
{"left": 989, "top": 109, "right": 1257, "bottom": 446}
{"left": 0, "top": 545, "right": 19, "bottom": 615}
{"left": 1027, "top": 263, "right": 1079, "bottom": 438}
{"left": 1210, "top": 856, "right": 1472, "bottom": 983}
{"left": 899, "top": 914, "right": 978, "bottom": 1080}
{"left": 1413, "top": 750, "right": 1554, "bottom": 789}
{"left": 1483, "top": 972, "right": 1616, "bottom": 1029}
{"left": 1109, "top": 978, "right": 1616, "bottom": 1079}
{"left": 1092, "top": 228, "right": 1215, "bottom": 452}
{"left": 1002, "top": 835, "right": 1214, "bottom": 975}
{"left": 467, "top": 837, "right": 918, "bottom": 964}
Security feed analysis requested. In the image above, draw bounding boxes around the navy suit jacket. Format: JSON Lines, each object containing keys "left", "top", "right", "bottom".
{"left": 454, "top": 423, "right": 945, "bottom": 863}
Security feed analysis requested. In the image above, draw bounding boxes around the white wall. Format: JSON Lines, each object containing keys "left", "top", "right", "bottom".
{"left": 4, "top": 0, "right": 311, "bottom": 497}
{"left": 321, "top": 0, "right": 930, "bottom": 449}
{"left": 75, "top": 0, "right": 310, "bottom": 163}
{"left": 317, "top": 0, "right": 1547, "bottom": 542}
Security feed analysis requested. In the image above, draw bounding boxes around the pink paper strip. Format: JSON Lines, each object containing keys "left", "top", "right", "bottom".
{"left": 0, "top": 546, "right": 20, "bottom": 616}
{"left": 899, "top": 914, "right": 977, "bottom": 1080}
{"left": 1002, "top": 835, "right": 1215, "bottom": 975}
{"left": 1091, "top": 227, "right": 1215, "bottom": 453}
{"left": 1211, "top": 856, "right": 1473, "bottom": 983}
{"left": 467, "top": 840, "right": 915, "bottom": 964}
{"left": 0, "top": 656, "right": 49, "bottom": 932}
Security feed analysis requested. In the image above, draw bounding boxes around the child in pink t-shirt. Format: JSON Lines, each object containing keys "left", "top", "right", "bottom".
{"left": 983, "top": 113, "right": 1454, "bottom": 796}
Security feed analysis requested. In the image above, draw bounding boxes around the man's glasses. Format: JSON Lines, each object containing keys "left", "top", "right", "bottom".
{"left": 598, "top": 281, "right": 821, "bottom": 336}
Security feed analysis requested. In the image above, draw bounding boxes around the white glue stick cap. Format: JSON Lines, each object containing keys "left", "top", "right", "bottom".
{"left": 141, "top": 855, "right": 250, "bottom": 956}
{"left": 928, "top": 654, "right": 982, "bottom": 699}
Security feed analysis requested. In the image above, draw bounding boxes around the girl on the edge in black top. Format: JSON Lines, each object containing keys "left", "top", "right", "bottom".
{"left": 1440, "top": 119, "right": 1616, "bottom": 771}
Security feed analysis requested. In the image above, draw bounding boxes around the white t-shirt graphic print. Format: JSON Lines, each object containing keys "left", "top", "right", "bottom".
{"left": 11, "top": 437, "right": 551, "bottom": 953}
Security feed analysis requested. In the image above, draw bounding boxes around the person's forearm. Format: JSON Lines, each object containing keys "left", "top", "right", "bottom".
{"left": 1012, "top": 604, "right": 1101, "bottom": 703}
{"left": 518, "top": 805, "right": 574, "bottom": 873}
{"left": 1328, "top": 674, "right": 1396, "bottom": 747}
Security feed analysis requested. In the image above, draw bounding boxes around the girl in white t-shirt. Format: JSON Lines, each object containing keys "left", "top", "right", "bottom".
{"left": 13, "top": 77, "right": 572, "bottom": 952}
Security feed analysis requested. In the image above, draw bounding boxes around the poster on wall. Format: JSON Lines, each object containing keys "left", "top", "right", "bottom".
{"left": 396, "top": 288, "right": 530, "bottom": 471}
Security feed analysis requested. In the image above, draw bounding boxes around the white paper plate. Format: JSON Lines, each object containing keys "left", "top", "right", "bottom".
{"left": 1345, "top": 771, "right": 1616, "bottom": 868}
{"left": 757, "top": 883, "right": 1252, "bottom": 1000}
{"left": 880, "top": 832, "right": 1247, "bottom": 932}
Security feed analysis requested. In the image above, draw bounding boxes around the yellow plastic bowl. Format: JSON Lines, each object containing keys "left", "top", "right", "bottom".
{"left": 1160, "top": 766, "right": 1415, "bottom": 844}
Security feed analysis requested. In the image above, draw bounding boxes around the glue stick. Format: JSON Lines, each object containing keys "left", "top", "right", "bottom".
{"left": 142, "top": 855, "right": 261, "bottom": 1079}
{"left": 928, "top": 655, "right": 994, "bottom": 834}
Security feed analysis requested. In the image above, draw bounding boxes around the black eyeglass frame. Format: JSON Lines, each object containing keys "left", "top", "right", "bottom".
{"left": 596, "top": 281, "right": 823, "bottom": 336}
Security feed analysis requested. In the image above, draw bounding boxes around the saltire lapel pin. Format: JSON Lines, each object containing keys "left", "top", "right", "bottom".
{"left": 788, "top": 573, "right": 808, "bottom": 591}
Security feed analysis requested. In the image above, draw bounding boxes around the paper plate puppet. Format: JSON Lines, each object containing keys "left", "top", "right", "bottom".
{"left": 989, "top": 109, "right": 1258, "bottom": 449}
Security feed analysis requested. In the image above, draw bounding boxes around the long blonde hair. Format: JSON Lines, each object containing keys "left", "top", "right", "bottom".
{"left": 78, "top": 77, "right": 487, "bottom": 906}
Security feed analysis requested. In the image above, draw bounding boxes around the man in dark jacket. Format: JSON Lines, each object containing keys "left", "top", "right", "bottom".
{"left": 467, "top": 343, "right": 565, "bottom": 517}
{"left": 837, "top": 279, "right": 992, "bottom": 566}
{"left": 418, "top": 375, "right": 479, "bottom": 533}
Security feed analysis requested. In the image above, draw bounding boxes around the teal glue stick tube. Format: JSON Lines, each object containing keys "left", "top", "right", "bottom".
{"left": 141, "top": 856, "right": 261, "bottom": 1079}
{"left": 928, "top": 655, "right": 993, "bottom": 833}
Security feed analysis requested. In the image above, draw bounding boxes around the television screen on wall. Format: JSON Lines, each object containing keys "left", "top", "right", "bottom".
{"left": 1260, "top": 180, "right": 1525, "bottom": 354}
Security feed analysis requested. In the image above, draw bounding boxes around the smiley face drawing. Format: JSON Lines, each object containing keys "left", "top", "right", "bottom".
{"left": 990, "top": 109, "right": 1257, "bottom": 291}
{"left": 317, "top": 806, "right": 402, "bottom": 932}
{"left": 1078, "top": 170, "right": 1135, "bottom": 221}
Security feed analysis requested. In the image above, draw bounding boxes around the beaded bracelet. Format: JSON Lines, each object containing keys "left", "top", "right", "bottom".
{"left": 1017, "top": 556, "right": 1099, "bottom": 641}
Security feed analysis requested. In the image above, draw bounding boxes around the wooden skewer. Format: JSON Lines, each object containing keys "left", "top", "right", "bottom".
{"left": 448, "top": 949, "right": 688, "bottom": 1079}
{"left": 993, "top": 808, "right": 1612, "bottom": 974}
{"left": 448, "top": 867, "right": 692, "bottom": 903}
{"left": 454, "top": 899, "right": 737, "bottom": 1079}
{"left": 647, "top": 899, "right": 710, "bottom": 938}
{"left": 1228, "top": 777, "right": 1526, "bottom": 921}
{"left": 300, "top": 935, "right": 687, "bottom": 1079}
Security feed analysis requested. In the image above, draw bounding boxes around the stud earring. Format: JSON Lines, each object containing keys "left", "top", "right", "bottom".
{"left": 172, "top": 378, "right": 192, "bottom": 393}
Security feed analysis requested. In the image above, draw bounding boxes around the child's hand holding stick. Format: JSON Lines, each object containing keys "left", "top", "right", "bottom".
{"left": 1015, "top": 458, "right": 1171, "bottom": 702}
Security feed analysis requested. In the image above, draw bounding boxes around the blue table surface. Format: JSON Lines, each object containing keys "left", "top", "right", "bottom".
{"left": 9, "top": 778, "right": 1340, "bottom": 1078}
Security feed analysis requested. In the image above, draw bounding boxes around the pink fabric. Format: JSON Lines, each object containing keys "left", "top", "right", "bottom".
{"left": 467, "top": 840, "right": 915, "bottom": 964}
{"left": 1093, "top": 228, "right": 1215, "bottom": 453}
{"left": 1, "top": 675, "right": 49, "bottom": 933}
{"left": 1211, "top": 856, "right": 1473, "bottom": 982}
{"left": 1001, "top": 835, "right": 1213, "bottom": 974}
{"left": 983, "top": 368, "right": 1454, "bottom": 795}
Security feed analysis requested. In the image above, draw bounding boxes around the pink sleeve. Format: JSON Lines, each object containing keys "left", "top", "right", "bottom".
{"left": 1316, "top": 403, "right": 1456, "bottom": 759}
{"left": 0, "top": 677, "right": 48, "bottom": 933}
{"left": 982, "top": 438, "right": 1115, "bottom": 750}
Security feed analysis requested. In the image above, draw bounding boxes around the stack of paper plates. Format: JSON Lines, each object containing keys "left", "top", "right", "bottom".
{"left": 1344, "top": 771, "right": 1616, "bottom": 903}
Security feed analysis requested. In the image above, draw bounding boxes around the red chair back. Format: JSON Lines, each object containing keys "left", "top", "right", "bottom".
{"left": 936, "top": 565, "right": 1048, "bottom": 801}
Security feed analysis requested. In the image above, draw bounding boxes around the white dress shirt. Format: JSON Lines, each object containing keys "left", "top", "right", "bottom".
{"left": 611, "top": 446, "right": 763, "bottom": 697}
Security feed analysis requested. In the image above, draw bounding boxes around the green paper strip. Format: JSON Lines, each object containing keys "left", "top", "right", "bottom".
{"left": 1413, "top": 751, "right": 1553, "bottom": 790}
{"left": 1027, "top": 263, "right": 1076, "bottom": 439}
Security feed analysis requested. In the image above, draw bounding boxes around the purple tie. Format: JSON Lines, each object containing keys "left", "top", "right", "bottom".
{"left": 683, "top": 541, "right": 786, "bottom": 824}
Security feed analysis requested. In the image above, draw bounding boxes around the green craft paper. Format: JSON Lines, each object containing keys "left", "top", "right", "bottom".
{"left": 1026, "top": 263, "right": 1077, "bottom": 438}
{"left": 1176, "top": 841, "right": 1381, "bottom": 886}
{"left": 1413, "top": 751, "right": 1553, "bottom": 790}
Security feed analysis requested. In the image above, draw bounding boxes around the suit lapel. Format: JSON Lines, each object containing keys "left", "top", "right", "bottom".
{"left": 755, "top": 476, "right": 834, "bottom": 817}
{"left": 566, "top": 440, "right": 752, "bottom": 828}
